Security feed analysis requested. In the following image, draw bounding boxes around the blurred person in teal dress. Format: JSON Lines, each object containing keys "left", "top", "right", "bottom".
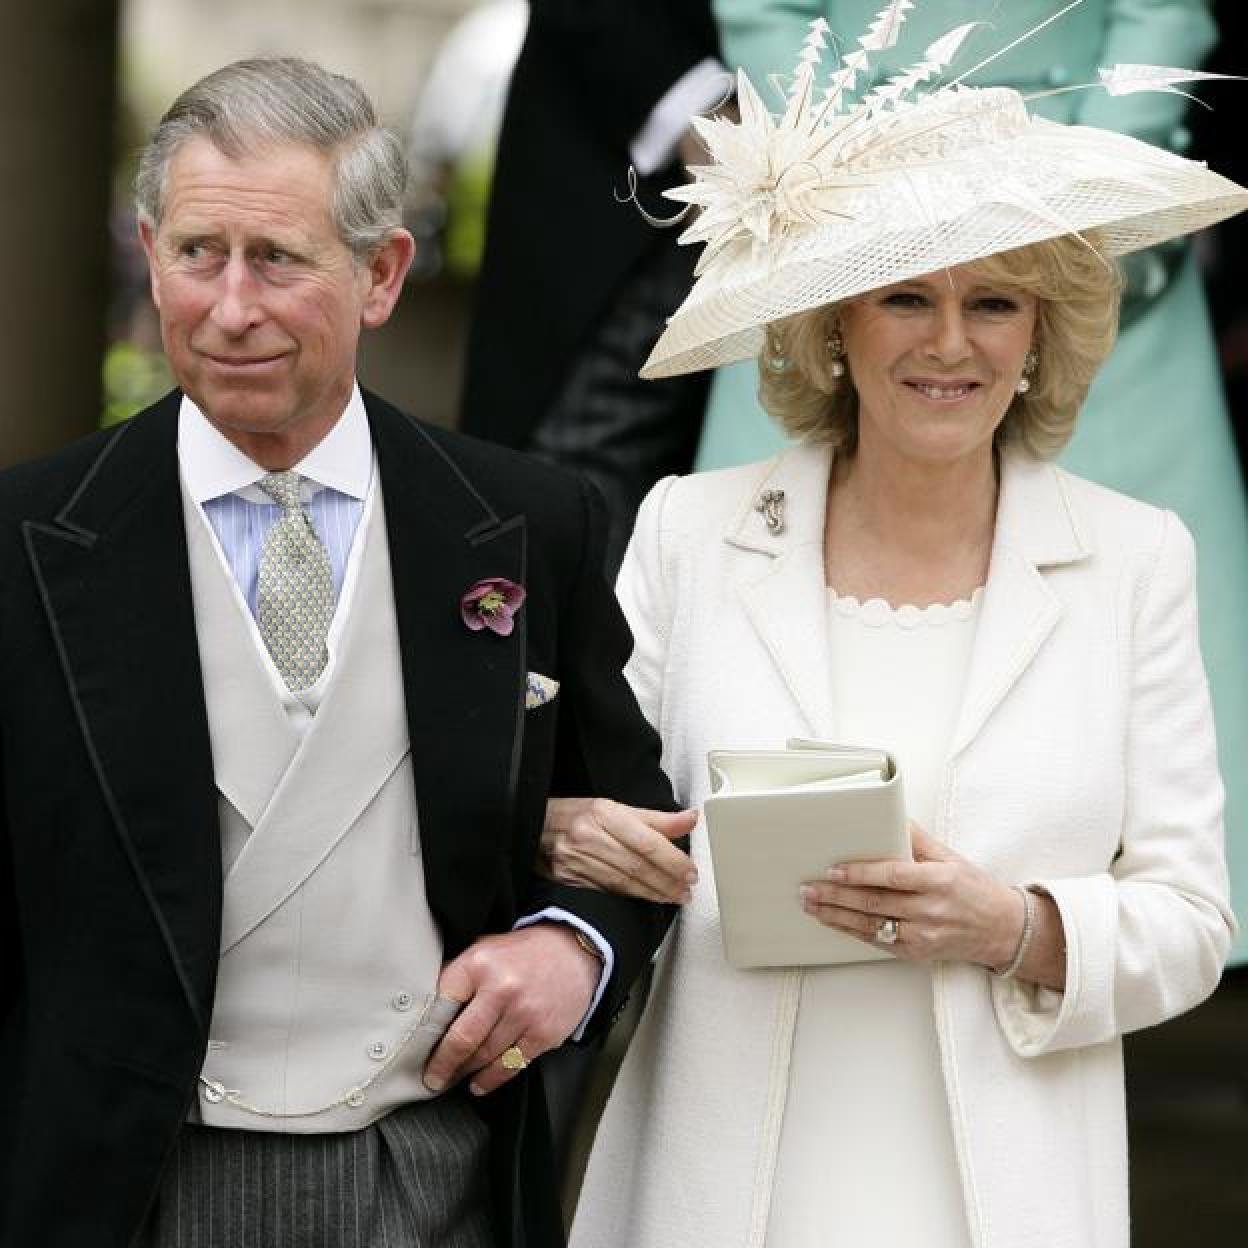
{"left": 697, "top": 0, "right": 1248, "bottom": 959}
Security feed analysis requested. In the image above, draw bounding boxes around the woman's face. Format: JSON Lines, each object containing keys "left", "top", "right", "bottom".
{"left": 839, "top": 262, "right": 1038, "bottom": 469}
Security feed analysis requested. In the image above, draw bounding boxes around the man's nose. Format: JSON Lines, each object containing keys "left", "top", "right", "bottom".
{"left": 210, "top": 254, "right": 263, "bottom": 336}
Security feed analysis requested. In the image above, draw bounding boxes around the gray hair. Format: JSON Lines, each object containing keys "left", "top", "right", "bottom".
{"left": 135, "top": 57, "right": 406, "bottom": 258}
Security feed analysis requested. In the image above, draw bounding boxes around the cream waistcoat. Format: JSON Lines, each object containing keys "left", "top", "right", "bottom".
{"left": 181, "top": 482, "right": 453, "bottom": 1133}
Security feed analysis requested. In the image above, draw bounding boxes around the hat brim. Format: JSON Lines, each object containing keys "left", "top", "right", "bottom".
{"left": 642, "top": 122, "right": 1248, "bottom": 380}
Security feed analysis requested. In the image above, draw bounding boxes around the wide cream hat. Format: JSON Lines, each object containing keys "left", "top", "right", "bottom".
{"left": 642, "top": 2, "right": 1248, "bottom": 380}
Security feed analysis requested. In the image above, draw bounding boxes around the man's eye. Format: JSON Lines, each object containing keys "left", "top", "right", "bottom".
{"left": 264, "top": 248, "right": 293, "bottom": 265}
{"left": 180, "top": 241, "right": 208, "bottom": 260}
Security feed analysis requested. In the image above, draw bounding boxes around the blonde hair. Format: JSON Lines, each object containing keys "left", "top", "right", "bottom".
{"left": 758, "top": 234, "right": 1123, "bottom": 459}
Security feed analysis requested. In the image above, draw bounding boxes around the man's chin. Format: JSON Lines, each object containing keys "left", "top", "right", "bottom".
{"left": 194, "top": 398, "right": 300, "bottom": 442}
{"left": 183, "top": 378, "right": 291, "bottom": 430}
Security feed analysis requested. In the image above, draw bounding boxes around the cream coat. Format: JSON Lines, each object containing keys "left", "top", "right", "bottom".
{"left": 571, "top": 444, "right": 1235, "bottom": 1248}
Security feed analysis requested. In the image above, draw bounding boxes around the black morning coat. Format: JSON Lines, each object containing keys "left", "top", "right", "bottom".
{"left": 0, "top": 390, "right": 677, "bottom": 1248}
{"left": 460, "top": 0, "right": 719, "bottom": 448}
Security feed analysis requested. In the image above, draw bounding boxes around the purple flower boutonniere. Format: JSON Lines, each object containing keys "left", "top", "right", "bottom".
{"left": 460, "top": 576, "right": 526, "bottom": 637}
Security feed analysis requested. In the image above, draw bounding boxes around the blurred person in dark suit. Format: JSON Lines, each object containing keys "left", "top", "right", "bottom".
{"left": 460, "top": 0, "right": 722, "bottom": 575}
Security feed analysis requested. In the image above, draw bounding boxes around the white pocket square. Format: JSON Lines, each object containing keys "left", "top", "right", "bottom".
{"left": 525, "top": 671, "right": 560, "bottom": 710}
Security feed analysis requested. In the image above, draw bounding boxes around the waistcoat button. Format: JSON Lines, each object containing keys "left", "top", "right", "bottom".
{"left": 201, "top": 1081, "right": 225, "bottom": 1104}
{"left": 391, "top": 991, "right": 413, "bottom": 1011}
{"left": 367, "top": 1041, "right": 388, "bottom": 1061}
{"left": 346, "top": 1088, "right": 366, "bottom": 1108}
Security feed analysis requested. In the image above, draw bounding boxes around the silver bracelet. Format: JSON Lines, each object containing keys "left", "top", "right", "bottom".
{"left": 994, "top": 886, "right": 1036, "bottom": 980}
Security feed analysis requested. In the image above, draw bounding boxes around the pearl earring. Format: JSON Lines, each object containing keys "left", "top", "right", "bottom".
{"left": 1016, "top": 348, "right": 1038, "bottom": 396}
{"left": 826, "top": 329, "right": 846, "bottom": 379}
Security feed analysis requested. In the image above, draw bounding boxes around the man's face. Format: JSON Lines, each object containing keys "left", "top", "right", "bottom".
{"left": 140, "top": 137, "right": 410, "bottom": 466}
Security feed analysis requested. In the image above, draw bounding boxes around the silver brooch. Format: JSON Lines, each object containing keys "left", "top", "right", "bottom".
{"left": 756, "top": 488, "right": 786, "bottom": 533}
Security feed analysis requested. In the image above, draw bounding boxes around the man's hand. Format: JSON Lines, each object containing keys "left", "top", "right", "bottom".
{"left": 540, "top": 797, "right": 699, "bottom": 904}
{"left": 423, "top": 923, "right": 602, "bottom": 1096}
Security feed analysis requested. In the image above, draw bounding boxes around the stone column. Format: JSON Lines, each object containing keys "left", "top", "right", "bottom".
{"left": 0, "top": 0, "right": 118, "bottom": 465}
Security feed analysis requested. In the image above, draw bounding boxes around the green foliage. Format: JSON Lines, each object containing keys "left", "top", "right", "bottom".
{"left": 102, "top": 340, "right": 173, "bottom": 427}
{"left": 443, "top": 149, "right": 495, "bottom": 280}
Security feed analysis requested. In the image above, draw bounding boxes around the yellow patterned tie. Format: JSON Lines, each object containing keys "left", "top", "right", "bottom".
{"left": 257, "top": 471, "right": 334, "bottom": 691}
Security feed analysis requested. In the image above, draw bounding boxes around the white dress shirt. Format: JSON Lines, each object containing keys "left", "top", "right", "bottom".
{"left": 629, "top": 57, "right": 732, "bottom": 175}
{"left": 177, "top": 386, "right": 373, "bottom": 729}
{"left": 182, "top": 391, "right": 371, "bottom": 613}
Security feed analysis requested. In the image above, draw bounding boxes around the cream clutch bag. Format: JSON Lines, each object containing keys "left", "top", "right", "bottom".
{"left": 704, "top": 739, "right": 908, "bottom": 969}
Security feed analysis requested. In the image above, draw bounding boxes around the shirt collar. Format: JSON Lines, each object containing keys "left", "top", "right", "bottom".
{"left": 177, "top": 384, "right": 373, "bottom": 504}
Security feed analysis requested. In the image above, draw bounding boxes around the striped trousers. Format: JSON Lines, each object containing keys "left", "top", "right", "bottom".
{"left": 143, "top": 1093, "right": 494, "bottom": 1248}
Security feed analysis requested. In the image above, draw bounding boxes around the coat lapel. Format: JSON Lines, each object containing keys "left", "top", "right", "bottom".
{"left": 368, "top": 396, "right": 527, "bottom": 955}
{"left": 950, "top": 452, "right": 1089, "bottom": 757}
{"left": 726, "top": 446, "right": 1089, "bottom": 760}
{"left": 730, "top": 446, "right": 837, "bottom": 739}
{"left": 21, "top": 396, "right": 221, "bottom": 1034}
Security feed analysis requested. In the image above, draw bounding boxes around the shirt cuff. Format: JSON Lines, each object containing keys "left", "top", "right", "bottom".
{"left": 513, "top": 907, "right": 613, "bottom": 1041}
{"left": 629, "top": 57, "right": 733, "bottom": 177}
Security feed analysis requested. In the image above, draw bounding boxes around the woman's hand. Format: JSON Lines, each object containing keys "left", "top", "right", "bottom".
{"left": 540, "top": 798, "right": 699, "bottom": 904}
{"left": 798, "top": 824, "right": 1027, "bottom": 971}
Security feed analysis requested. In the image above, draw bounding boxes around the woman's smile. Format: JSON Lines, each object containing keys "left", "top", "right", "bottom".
{"left": 902, "top": 377, "right": 984, "bottom": 405}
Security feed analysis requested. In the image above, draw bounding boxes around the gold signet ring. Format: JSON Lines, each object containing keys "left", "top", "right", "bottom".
{"left": 500, "top": 1044, "right": 529, "bottom": 1071}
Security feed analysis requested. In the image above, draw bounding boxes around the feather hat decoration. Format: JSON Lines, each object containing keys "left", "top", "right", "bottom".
{"left": 642, "top": 0, "right": 1248, "bottom": 380}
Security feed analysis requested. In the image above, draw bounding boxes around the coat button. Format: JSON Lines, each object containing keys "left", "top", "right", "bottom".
{"left": 202, "top": 1080, "right": 225, "bottom": 1104}
{"left": 367, "top": 1041, "right": 389, "bottom": 1061}
{"left": 346, "top": 1088, "right": 366, "bottom": 1108}
{"left": 391, "top": 991, "right": 413, "bottom": 1011}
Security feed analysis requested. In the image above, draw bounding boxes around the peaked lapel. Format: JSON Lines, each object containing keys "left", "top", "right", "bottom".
{"left": 729, "top": 445, "right": 837, "bottom": 739}
{"left": 367, "top": 396, "right": 527, "bottom": 956}
{"left": 950, "top": 452, "right": 1089, "bottom": 757}
{"left": 21, "top": 395, "right": 221, "bottom": 1034}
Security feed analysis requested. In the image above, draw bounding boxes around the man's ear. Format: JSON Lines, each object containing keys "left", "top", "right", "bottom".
{"left": 360, "top": 228, "right": 416, "bottom": 329}
{"left": 138, "top": 219, "right": 162, "bottom": 310}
